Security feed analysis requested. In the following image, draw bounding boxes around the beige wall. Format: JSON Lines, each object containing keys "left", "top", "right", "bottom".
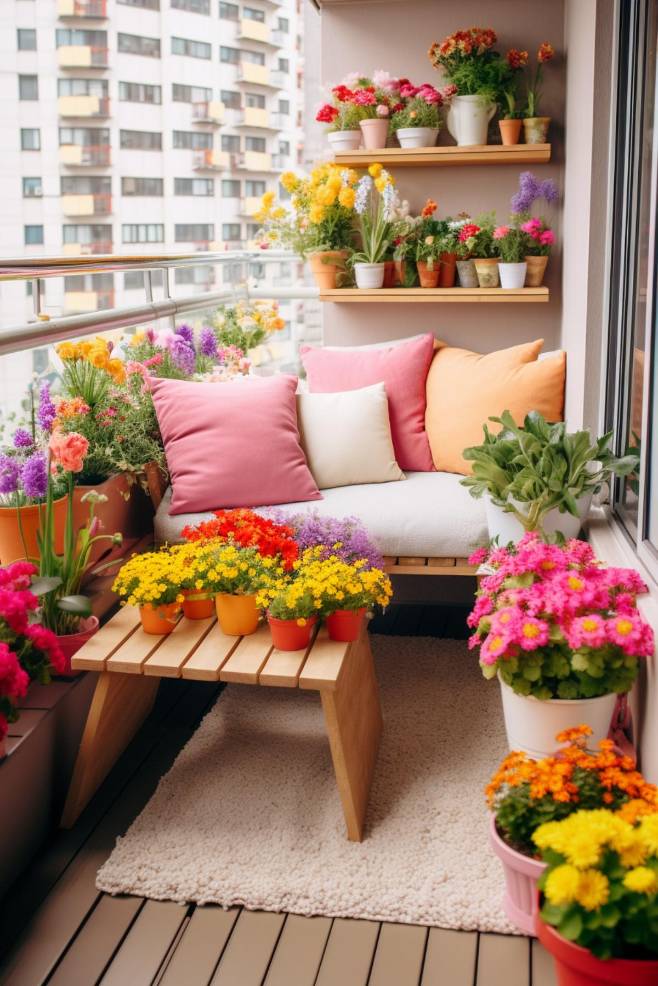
{"left": 319, "top": 0, "right": 565, "bottom": 352}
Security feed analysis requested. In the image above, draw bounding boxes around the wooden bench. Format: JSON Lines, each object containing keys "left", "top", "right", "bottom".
{"left": 61, "top": 608, "right": 383, "bottom": 842}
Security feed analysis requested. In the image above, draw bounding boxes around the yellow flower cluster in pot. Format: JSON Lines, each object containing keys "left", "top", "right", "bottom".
{"left": 187, "top": 540, "right": 284, "bottom": 596}
{"left": 112, "top": 547, "right": 187, "bottom": 608}
{"left": 57, "top": 336, "right": 125, "bottom": 385}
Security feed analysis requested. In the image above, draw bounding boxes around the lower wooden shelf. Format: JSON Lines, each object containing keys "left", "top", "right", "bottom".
{"left": 319, "top": 287, "right": 549, "bottom": 303}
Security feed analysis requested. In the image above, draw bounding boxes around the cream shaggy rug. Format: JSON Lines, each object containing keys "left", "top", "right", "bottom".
{"left": 97, "top": 636, "right": 515, "bottom": 932}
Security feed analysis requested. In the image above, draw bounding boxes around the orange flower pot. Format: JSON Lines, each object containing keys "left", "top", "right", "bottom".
{"left": 499, "top": 119, "right": 522, "bottom": 145}
{"left": 139, "top": 602, "right": 181, "bottom": 635}
{"left": 525, "top": 254, "right": 549, "bottom": 286}
{"left": 438, "top": 252, "right": 457, "bottom": 288}
{"left": 417, "top": 261, "right": 440, "bottom": 288}
{"left": 326, "top": 608, "right": 366, "bottom": 642}
{"left": 536, "top": 918, "right": 658, "bottom": 986}
{"left": 308, "top": 251, "right": 348, "bottom": 291}
{"left": 215, "top": 593, "right": 260, "bottom": 636}
{"left": 382, "top": 260, "right": 396, "bottom": 288}
{"left": 267, "top": 614, "right": 317, "bottom": 651}
{"left": 0, "top": 497, "right": 67, "bottom": 566}
{"left": 73, "top": 474, "right": 153, "bottom": 568}
{"left": 182, "top": 590, "right": 214, "bottom": 620}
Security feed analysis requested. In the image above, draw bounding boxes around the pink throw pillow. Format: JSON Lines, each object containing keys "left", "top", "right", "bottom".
{"left": 150, "top": 375, "right": 321, "bottom": 514}
{"left": 300, "top": 334, "right": 435, "bottom": 471}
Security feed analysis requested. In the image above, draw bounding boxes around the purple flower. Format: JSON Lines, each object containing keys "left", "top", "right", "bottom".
{"left": 37, "top": 384, "right": 57, "bottom": 433}
{"left": 169, "top": 337, "right": 196, "bottom": 376}
{"left": 199, "top": 326, "right": 218, "bottom": 358}
{"left": 511, "top": 171, "right": 559, "bottom": 214}
{"left": 268, "top": 511, "right": 385, "bottom": 570}
{"left": 21, "top": 452, "right": 48, "bottom": 501}
{"left": 12, "top": 428, "right": 33, "bottom": 449}
{"left": 175, "top": 323, "right": 194, "bottom": 345}
{"left": 0, "top": 455, "right": 20, "bottom": 496}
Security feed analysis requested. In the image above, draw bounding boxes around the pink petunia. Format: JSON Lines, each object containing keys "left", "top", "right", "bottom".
{"left": 517, "top": 616, "right": 550, "bottom": 651}
{"left": 493, "top": 226, "right": 510, "bottom": 240}
{"left": 539, "top": 230, "right": 555, "bottom": 246}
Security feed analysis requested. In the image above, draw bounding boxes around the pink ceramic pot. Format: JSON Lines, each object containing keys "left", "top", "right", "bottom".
{"left": 489, "top": 814, "right": 545, "bottom": 935}
{"left": 54, "top": 615, "right": 100, "bottom": 675}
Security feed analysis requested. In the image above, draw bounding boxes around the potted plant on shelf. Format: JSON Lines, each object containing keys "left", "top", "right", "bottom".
{"left": 493, "top": 220, "right": 529, "bottom": 288}
{"left": 428, "top": 27, "right": 509, "bottom": 146}
{"left": 350, "top": 73, "right": 402, "bottom": 151}
{"left": 498, "top": 49, "right": 528, "bottom": 145}
{"left": 390, "top": 85, "right": 444, "bottom": 149}
{"left": 313, "top": 553, "right": 392, "bottom": 642}
{"left": 534, "top": 809, "right": 658, "bottom": 984}
{"left": 436, "top": 219, "right": 460, "bottom": 287}
{"left": 350, "top": 163, "right": 395, "bottom": 289}
{"left": 414, "top": 199, "right": 442, "bottom": 288}
{"left": 466, "top": 533, "right": 654, "bottom": 758}
{"left": 454, "top": 217, "right": 480, "bottom": 287}
{"left": 462, "top": 410, "right": 639, "bottom": 542}
{"left": 487, "top": 725, "right": 658, "bottom": 935}
{"left": 112, "top": 548, "right": 184, "bottom": 635}
{"left": 470, "top": 213, "right": 500, "bottom": 287}
{"left": 523, "top": 43, "right": 555, "bottom": 144}
{"left": 317, "top": 85, "right": 366, "bottom": 152}
{"left": 390, "top": 205, "right": 421, "bottom": 287}
{"left": 511, "top": 171, "right": 559, "bottom": 287}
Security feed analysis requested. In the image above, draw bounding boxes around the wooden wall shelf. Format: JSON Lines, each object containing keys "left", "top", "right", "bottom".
{"left": 332, "top": 144, "right": 551, "bottom": 167}
{"left": 319, "top": 287, "right": 549, "bottom": 303}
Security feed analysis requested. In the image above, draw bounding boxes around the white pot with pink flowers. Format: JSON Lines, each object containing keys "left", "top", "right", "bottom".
{"left": 390, "top": 82, "right": 454, "bottom": 149}
{"left": 316, "top": 71, "right": 422, "bottom": 154}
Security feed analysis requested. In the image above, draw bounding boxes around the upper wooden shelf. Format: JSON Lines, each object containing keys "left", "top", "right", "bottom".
{"left": 319, "top": 287, "right": 549, "bottom": 303}
{"left": 332, "top": 143, "right": 551, "bottom": 167}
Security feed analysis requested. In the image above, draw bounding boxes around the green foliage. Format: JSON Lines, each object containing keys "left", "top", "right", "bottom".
{"left": 495, "top": 224, "right": 530, "bottom": 263}
{"left": 471, "top": 212, "right": 497, "bottom": 258}
{"left": 390, "top": 97, "right": 441, "bottom": 132}
{"left": 328, "top": 101, "right": 367, "bottom": 133}
{"left": 442, "top": 54, "right": 511, "bottom": 103}
{"left": 497, "top": 641, "right": 639, "bottom": 701}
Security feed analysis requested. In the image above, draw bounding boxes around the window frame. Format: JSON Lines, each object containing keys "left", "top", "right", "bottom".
{"left": 17, "top": 28, "right": 37, "bottom": 50}
{"left": 24, "top": 224, "right": 44, "bottom": 246}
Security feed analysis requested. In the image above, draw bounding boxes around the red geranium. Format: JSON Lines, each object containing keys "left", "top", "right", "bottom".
{"left": 316, "top": 103, "right": 339, "bottom": 123}
{"left": 182, "top": 508, "right": 299, "bottom": 570}
{"left": 331, "top": 84, "right": 354, "bottom": 102}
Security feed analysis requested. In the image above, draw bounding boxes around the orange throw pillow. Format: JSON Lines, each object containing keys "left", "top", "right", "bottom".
{"left": 425, "top": 339, "right": 566, "bottom": 475}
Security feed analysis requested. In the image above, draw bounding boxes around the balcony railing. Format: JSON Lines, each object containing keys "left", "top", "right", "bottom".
{"left": 61, "top": 193, "right": 112, "bottom": 216}
{"left": 192, "top": 149, "right": 231, "bottom": 171}
{"left": 237, "top": 151, "right": 272, "bottom": 171}
{"left": 58, "top": 0, "right": 108, "bottom": 17}
{"left": 57, "top": 44, "right": 108, "bottom": 68}
{"left": 240, "top": 196, "right": 263, "bottom": 217}
{"left": 64, "top": 288, "right": 115, "bottom": 312}
{"left": 59, "top": 144, "right": 111, "bottom": 167}
{"left": 192, "top": 101, "right": 225, "bottom": 125}
{"left": 63, "top": 240, "right": 113, "bottom": 257}
{"left": 58, "top": 95, "right": 110, "bottom": 118}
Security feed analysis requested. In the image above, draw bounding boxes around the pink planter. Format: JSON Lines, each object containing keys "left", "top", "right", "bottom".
{"left": 359, "top": 118, "right": 389, "bottom": 150}
{"left": 54, "top": 615, "right": 100, "bottom": 675}
{"left": 489, "top": 814, "right": 545, "bottom": 935}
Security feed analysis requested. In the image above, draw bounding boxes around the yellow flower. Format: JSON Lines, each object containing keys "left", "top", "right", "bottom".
{"left": 309, "top": 203, "right": 325, "bottom": 224}
{"left": 544, "top": 864, "right": 581, "bottom": 906}
{"left": 262, "top": 190, "right": 275, "bottom": 208}
{"left": 56, "top": 341, "right": 76, "bottom": 361}
{"left": 575, "top": 870, "right": 609, "bottom": 911}
{"left": 374, "top": 176, "right": 388, "bottom": 193}
{"left": 88, "top": 348, "right": 109, "bottom": 370}
{"left": 639, "top": 815, "right": 658, "bottom": 855}
{"left": 129, "top": 332, "right": 145, "bottom": 348}
{"left": 339, "top": 186, "right": 356, "bottom": 208}
{"left": 280, "top": 171, "right": 298, "bottom": 192}
{"left": 623, "top": 866, "right": 658, "bottom": 895}
{"left": 368, "top": 162, "right": 383, "bottom": 178}
{"left": 108, "top": 358, "right": 126, "bottom": 384}
{"left": 317, "top": 185, "right": 337, "bottom": 206}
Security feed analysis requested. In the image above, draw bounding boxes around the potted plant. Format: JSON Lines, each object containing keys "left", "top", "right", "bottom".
{"left": 462, "top": 410, "right": 639, "bottom": 542}
{"left": 271, "top": 511, "right": 386, "bottom": 572}
{"left": 428, "top": 27, "right": 509, "bottom": 146}
{"left": 534, "top": 809, "right": 658, "bottom": 984}
{"left": 470, "top": 213, "right": 500, "bottom": 287}
{"left": 390, "top": 86, "right": 443, "bottom": 149}
{"left": 521, "top": 216, "right": 555, "bottom": 286}
{"left": 351, "top": 74, "right": 401, "bottom": 150}
{"left": 317, "top": 84, "right": 365, "bottom": 152}
{"left": 487, "top": 725, "right": 658, "bottom": 935}
{"left": 493, "top": 220, "right": 529, "bottom": 288}
{"left": 181, "top": 507, "right": 299, "bottom": 569}
{"left": 414, "top": 199, "right": 442, "bottom": 288}
{"left": 256, "top": 568, "right": 320, "bottom": 652}
{"left": 435, "top": 219, "right": 460, "bottom": 287}
{"left": 453, "top": 218, "right": 479, "bottom": 286}
{"left": 390, "top": 207, "right": 421, "bottom": 287}
{"left": 523, "top": 43, "right": 555, "bottom": 144}
{"left": 499, "top": 49, "right": 528, "bottom": 145}
{"left": 466, "top": 533, "right": 654, "bottom": 758}
{"left": 194, "top": 541, "right": 276, "bottom": 636}
{"left": 112, "top": 548, "right": 184, "bottom": 635}
{"left": 510, "top": 171, "right": 559, "bottom": 284}
{"left": 350, "top": 163, "right": 395, "bottom": 289}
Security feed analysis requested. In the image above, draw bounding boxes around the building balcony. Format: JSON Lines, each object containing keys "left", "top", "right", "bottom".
{"left": 240, "top": 196, "right": 263, "bottom": 217}
{"left": 237, "top": 21, "right": 286, "bottom": 47}
{"left": 193, "top": 149, "right": 231, "bottom": 171}
{"left": 57, "top": 45, "right": 108, "bottom": 68}
{"left": 271, "top": 153, "right": 292, "bottom": 171}
{"left": 227, "top": 108, "right": 288, "bottom": 131}
{"left": 192, "top": 101, "right": 225, "bottom": 125}
{"left": 61, "top": 193, "right": 112, "bottom": 216}
{"left": 64, "top": 289, "right": 114, "bottom": 312}
{"left": 237, "top": 151, "right": 272, "bottom": 171}
{"left": 58, "top": 95, "right": 110, "bottom": 118}
{"left": 59, "top": 144, "right": 111, "bottom": 166}
{"left": 62, "top": 240, "right": 113, "bottom": 256}
{"left": 236, "top": 64, "right": 287, "bottom": 89}
{"left": 58, "top": 0, "right": 107, "bottom": 17}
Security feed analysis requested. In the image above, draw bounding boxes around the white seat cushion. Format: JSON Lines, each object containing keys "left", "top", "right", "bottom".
{"left": 154, "top": 471, "right": 488, "bottom": 559}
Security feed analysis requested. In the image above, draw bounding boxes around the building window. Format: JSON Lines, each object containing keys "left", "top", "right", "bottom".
{"left": 219, "top": 2, "right": 238, "bottom": 19}
{"left": 171, "top": 36, "right": 211, "bottom": 59}
{"left": 63, "top": 223, "right": 112, "bottom": 244}
{"left": 220, "top": 45, "right": 240, "bottom": 64}
{"left": 58, "top": 77, "right": 108, "bottom": 97}
{"left": 121, "top": 177, "right": 163, "bottom": 196}
{"left": 174, "top": 177, "right": 214, "bottom": 195}
{"left": 61, "top": 176, "right": 110, "bottom": 194}
{"left": 172, "top": 130, "right": 213, "bottom": 150}
{"left": 222, "top": 223, "right": 241, "bottom": 241}
{"left": 242, "top": 49, "right": 265, "bottom": 66}
{"left": 277, "top": 16, "right": 289, "bottom": 32}
{"left": 245, "top": 180, "right": 266, "bottom": 196}
{"left": 56, "top": 28, "right": 107, "bottom": 47}
{"left": 246, "top": 136, "right": 266, "bottom": 152}
{"left": 243, "top": 6, "right": 265, "bottom": 21}
{"left": 60, "top": 126, "right": 109, "bottom": 146}
{"left": 17, "top": 28, "right": 37, "bottom": 50}
{"left": 221, "top": 89, "right": 241, "bottom": 109}
{"left": 117, "top": 0, "right": 160, "bottom": 7}
{"left": 278, "top": 139, "right": 290, "bottom": 155}
{"left": 117, "top": 33, "right": 161, "bottom": 57}
{"left": 122, "top": 223, "right": 164, "bottom": 243}
{"left": 172, "top": 0, "right": 209, "bottom": 11}
{"left": 175, "top": 266, "right": 214, "bottom": 285}
{"left": 245, "top": 92, "right": 266, "bottom": 108}
{"left": 606, "top": 0, "right": 658, "bottom": 567}
{"left": 22, "top": 176, "right": 42, "bottom": 197}
{"left": 221, "top": 134, "right": 240, "bottom": 152}
{"left": 119, "top": 129, "right": 162, "bottom": 150}
{"left": 21, "top": 128, "right": 40, "bottom": 150}
{"left": 24, "top": 225, "right": 43, "bottom": 246}
{"left": 221, "top": 179, "right": 240, "bottom": 197}
{"left": 119, "top": 81, "right": 161, "bottom": 103}
{"left": 19, "top": 75, "right": 38, "bottom": 100}
{"left": 278, "top": 57, "right": 289, "bottom": 73}
{"left": 174, "top": 223, "right": 215, "bottom": 241}
{"left": 278, "top": 98, "right": 289, "bottom": 115}
{"left": 172, "top": 83, "right": 212, "bottom": 103}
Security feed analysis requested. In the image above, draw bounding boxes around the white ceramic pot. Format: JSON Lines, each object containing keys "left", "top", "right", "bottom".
{"left": 395, "top": 127, "right": 439, "bottom": 149}
{"left": 484, "top": 493, "right": 593, "bottom": 544}
{"left": 498, "top": 676, "right": 618, "bottom": 759}
{"left": 446, "top": 95, "right": 496, "bottom": 146}
{"left": 498, "top": 262, "right": 527, "bottom": 289}
{"left": 327, "top": 130, "right": 362, "bottom": 152}
{"left": 354, "top": 262, "right": 385, "bottom": 289}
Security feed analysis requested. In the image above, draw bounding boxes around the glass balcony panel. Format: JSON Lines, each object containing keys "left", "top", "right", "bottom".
{"left": 58, "top": 95, "right": 110, "bottom": 117}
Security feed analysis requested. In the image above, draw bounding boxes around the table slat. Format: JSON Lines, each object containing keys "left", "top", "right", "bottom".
{"left": 259, "top": 629, "right": 317, "bottom": 688}
{"left": 106, "top": 626, "right": 167, "bottom": 674}
{"left": 143, "top": 616, "right": 216, "bottom": 677}
{"left": 220, "top": 624, "right": 273, "bottom": 684}
{"left": 71, "top": 606, "right": 140, "bottom": 671}
{"left": 180, "top": 623, "right": 240, "bottom": 680}
{"left": 298, "top": 628, "right": 347, "bottom": 692}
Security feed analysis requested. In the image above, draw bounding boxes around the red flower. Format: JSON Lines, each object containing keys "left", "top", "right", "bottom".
{"left": 182, "top": 509, "right": 299, "bottom": 570}
{"left": 316, "top": 103, "right": 338, "bottom": 123}
{"left": 26, "top": 624, "right": 67, "bottom": 676}
{"left": 506, "top": 48, "right": 528, "bottom": 69}
{"left": 538, "top": 42, "right": 554, "bottom": 63}
{"left": 458, "top": 223, "right": 481, "bottom": 242}
{"left": 0, "top": 643, "right": 29, "bottom": 702}
{"left": 331, "top": 84, "right": 354, "bottom": 103}
{"left": 352, "top": 89, "right": 376, "bottom": 106}
{"left": 421, "top": 198, "right": 438, "bottom": 217}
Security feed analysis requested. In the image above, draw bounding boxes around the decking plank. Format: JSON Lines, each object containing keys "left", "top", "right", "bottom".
{"left": 476, "top": 934, "right": 530, "bottom": 986}
{"left": 421, "top": 928, "right": 478, "bottom": 985}
{"left": 47, "top": 896, "right": 143, "bottom": 986}
{"left": 263, "top": 914, "right": 332, "bottom": 986}
{"left": 99, "top": 900, "right": 187, "bottom": 986}
{"left": 369, "top": 922, "right": 427, "bottom": 986}
{"left": 106, "top": 627, "right": 166, "bottom": 674}
{"left": 143, "top": 616, "right": 215, "bottom": 678}
{"left": 531, "top": 940, "right": 557, "bottom": 986}
{"left": 158, "top": 906, "right": 240, "bottom": 986}
{"left": 181, "top": 622, "right": 239, "bottom": 680}
{"left": 314, "top": 917, "right": 379, "bottom": 986}
{"left": 209, "top": 909, "right": 286, "bottom": 986}
{"left": 72, "top": 606, "right": 140, "bottom": 671}
{"left": 219, "top": 624, "right": 273, "bottom": 684}
{"left": 298, "top": 628, "right": 347, "bottom": 692}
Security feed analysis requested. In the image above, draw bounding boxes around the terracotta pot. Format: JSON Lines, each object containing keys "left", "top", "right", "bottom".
{"left": 54, "top": 615, "right": 100, "bottom": 675}
{"left": 393, "top": 259, "right": 417, "bottom": 287}
{"left": 438, "top": 252, "right": 457, "bottom": 288}
{"left": 326, "top": 608, "right": 366, "bottom": 642}
{"left": 489, "top": 815, "right": 545, "bottom": 935}
{"left": 473, "top": 258, "right": 500, "bottom": 288}
{"left": 523, "top": 117, "right": 551, "bottom": 144}
{"left": 182, "top": 589, "right": 214, "bottom": 620}
{"left": 0, "top": 497, "right": 67, "bottom": 566}
{"left": 382, "top": 260, "right": 396, "bottom": 288}
{"left": 525, "top": 254, "right": 549, "bottom": 286}
{"left": 308, "top": 250, "right": 348, "bottom": 291}
{"left": 140, "top": 602, "right": 181, "bottom": 635}
{"left": 268, "top": 613, "right": 317, "bottom": 651}
{"left": 416, "top": 261, "right": 440, "bottom": 288}
{"left": 536, "top": 918, "right": 658, "bottom": 986}
{"left": 499, "top": 119, "right": 522, "bottom": 145}
{"left": 215, "top": 593, "right": 259, "bottom": 636}
{"left": 456, "top": 259, "right": 478, "bottom": 287}
{"left": 359, "top": 118, "right": 389, "bottom": 150}
{"left": 73, "top": 474, "right": 153, "bottom": 568}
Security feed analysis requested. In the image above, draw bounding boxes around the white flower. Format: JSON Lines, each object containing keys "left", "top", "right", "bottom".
{"left": 354, "top": 175, "right": 373, "bottom": 215}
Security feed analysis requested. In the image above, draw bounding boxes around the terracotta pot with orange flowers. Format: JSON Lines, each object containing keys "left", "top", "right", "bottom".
{"left": 486, "top": 725, "right": 658, "bottom": 936}
{"left": 523, "top": 42, "right": 555, "bottom": 144}
{"left": 498, "top": 48, "right": 528, "bottom": 146}
{"left": 415, "top": 198, "right": 442, "bottom": 288}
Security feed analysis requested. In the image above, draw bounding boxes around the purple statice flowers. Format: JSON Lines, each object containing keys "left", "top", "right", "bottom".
{"left": 511, "top": 171, "right": 559, "bottom": 214}
{"left": 269, "top": 511, "right": 385, "bottom": 570}
{"left": 169, "top": 336, "right": 196, "bottom": 376}
{"left": 21, "top": 452, "right": 48, "bottom": 500}
{"left": 37, "top": 383, "right": 57, "bottom": 433}
{"left": 0, "top": 455, "right": 20, "bottom": 496}
{"left": 174, "top": 323, "right": 194, "bottom": 345}
{"left": 199, "top": 325, "right": 218, "bottom": 358}
{"left": 12, "top": 428, "right": 33, "bottom": 449}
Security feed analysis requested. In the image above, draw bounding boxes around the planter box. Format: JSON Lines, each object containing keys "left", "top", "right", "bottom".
{"left": 73, "top": 474, "right": 154, "bottom": 567}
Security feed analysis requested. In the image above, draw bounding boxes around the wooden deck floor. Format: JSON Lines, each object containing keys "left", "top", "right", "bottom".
{"left": 0, "top": 606, "right": 556, "bottom": 986}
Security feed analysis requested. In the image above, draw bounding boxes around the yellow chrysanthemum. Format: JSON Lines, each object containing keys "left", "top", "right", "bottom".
{"left": 368, "top": 162, "right": 383, "bottom": 178}
{"left": 639, "top": 814, "right": 658, "bottom": 855}
{"left": 544, "top": 864, "right": 581, "bottom": 906}
{"left": 280, "top": 171, "right": 298, "bottom": 192}
{"left": 623, "top": 866, "right": 658, "bottom": 895}
{"left": 56, "top": 341, "right": 76, "bottom": 361}
{"left": 338, "top": 186, "right": 356, "bottom": 208}
{"left": 575, "top": 870, "right": 609, "bottom": 911}
{"left": 309, "top": 203, "right": 325, "bottom": 224}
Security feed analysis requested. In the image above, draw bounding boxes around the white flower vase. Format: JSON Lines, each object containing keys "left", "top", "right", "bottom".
{"left": 498, "top": 262, "right": 527, "bottom": 289}
{"left": 354, "top": 262, "right": 385, "bottom": 289}
{"left": 395, "top": 127, "right": 439, "bottom": 149}
{"left": 446, "top": 94, "right": 496, "bottom": 146}
{"left": 327, "top": 130, "right": 362, "bottom": 152}
{"left": 484, "top": 493, "right": 593, "bottom": 544}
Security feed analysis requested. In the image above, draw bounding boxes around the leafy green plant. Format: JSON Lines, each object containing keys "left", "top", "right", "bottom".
{"left": 462, "top": 410, "right": 639, "bottom": 533}
{"left": 493, "top": 222, "right": 530, "bottom": 263}
{"left": 328, "top": 100, "right": 368, "bottom": 132}
{"left": 470, "top": 212, "right": 497, "bottom": 259}
{"left": 390, "top": 97, "right": 440, "bottom": 132}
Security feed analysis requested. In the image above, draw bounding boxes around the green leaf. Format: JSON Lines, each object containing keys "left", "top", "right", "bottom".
{"left": 57, "top": 594, "right": 92, "bottom": 616}
{"left": 558, "top": 910, "right": 583, "bottom": 941}
{"left": 29, "top": 575, "right": 63, "bottom": 596}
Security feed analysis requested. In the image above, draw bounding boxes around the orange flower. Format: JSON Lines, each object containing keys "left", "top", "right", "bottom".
{"left": 507, "top": 48, "right": 528, "bottom": 69}
{"left": 538, "top": 42, "right": 554, "bottom": 63}
{"left": 421, "top": 198, "right": 437, "bottom": 217}
{"left": 49, "top": 429, "right": 88, "bottom": 474}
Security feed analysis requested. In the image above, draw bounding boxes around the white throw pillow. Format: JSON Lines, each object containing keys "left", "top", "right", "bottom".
{"left": 297, "top": 383, "right": 405, "bottom": 489}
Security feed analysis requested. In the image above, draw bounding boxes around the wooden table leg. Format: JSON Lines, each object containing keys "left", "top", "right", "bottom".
{"left": 320, "top": 631, "right": 383, "bottom": 842}
{"left": 60, "top": 671, "right": 160, "bottom": 829}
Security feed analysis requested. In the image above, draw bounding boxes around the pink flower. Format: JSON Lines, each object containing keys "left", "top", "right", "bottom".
{"left": 399, "top": 83, "right": 419, "bottom": 99}
{"left": 480, "top": 632, "right": 512, "bottom": 666}
{"left": 539, "top": 230, "right": 555, "bottom": 246}
{"left": 493, "top": 225, "right": 510, "bottom": 240}
{"left": 521, "top": 218, "right": 542, "bottom": 235}
{"left": 565, "top": 614, "right": 607, "bottom": 649}
{"left": 26, "top": 623, "right": 67, "bottom": 675}
{"left": 419, "top": 86, "right": 442, "bottom": 104}
{"left": 375, "top": 103, "right": 390, "bottom": 117}
{"left": 353, "top": 89, "right": 376, "bottom": 106}
{"left": 0, "top": 643, "right": 29, "bottom": 701}
{"left": 440, "top": 84, "right": 458, "bottom": 100}
{"left": 49, "top": 429, "right": 88, "bottom": 474}
{"left": 468, "top": 547, "right": 489, "bottom": 567}
{"left": 517, "top": 616, "right": 550, "bottom": 651}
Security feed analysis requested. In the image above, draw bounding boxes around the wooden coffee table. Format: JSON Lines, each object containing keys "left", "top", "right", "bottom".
{"left": 61, "top": 608, "right": 383, "bottom": 841}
